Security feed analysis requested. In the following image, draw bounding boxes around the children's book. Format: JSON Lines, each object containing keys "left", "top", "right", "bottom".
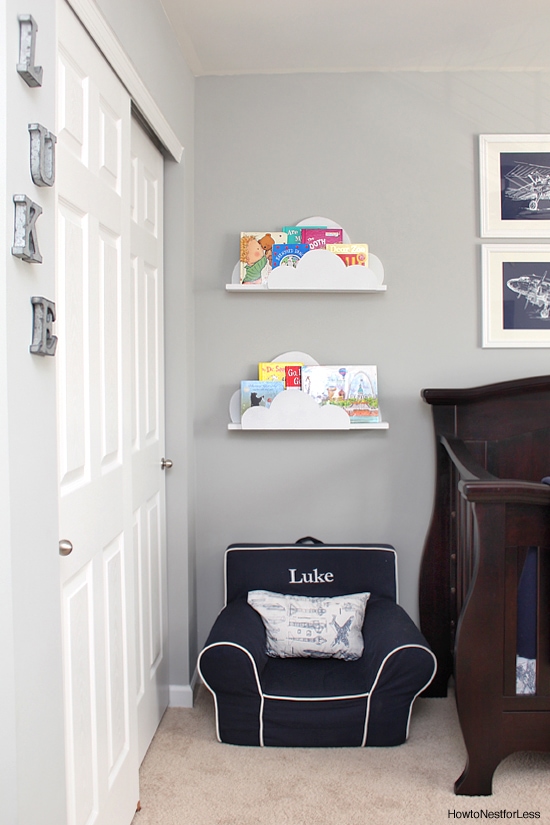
{"left": 325, "top": 243, "right": 368, "bottom": 267}
{"left": 271, "top": 244, "right": 309, "bottom": 268}
{"left": 240, "top": 232, "right": 287, "bottom": 285}
{"left": 241, "top": 380, "right": 285, "bottom": 416}
{"left": 283, "top": 225, "right": 326, "bottom": 244}
{"left": 285, "top": 364, "right": 302, "bottom": 388}
{"left": 301, "top": 365, "right": 380, "bottom": 424}
{"left": 258, "top": 362, "right": 303, "bottom": 385}
{"left": 301, "top": 228, "right": 343, "bottom": 250}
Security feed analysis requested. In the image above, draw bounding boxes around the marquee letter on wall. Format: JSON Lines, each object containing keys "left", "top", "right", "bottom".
{"left": 28, "top": 123, "right": 57, "bottom": 186}
{"left": 12, "top": 194, "right": 43, "bottom": 263}
{"left": 17, "top": 15, "right": 43, "bottom": 87}
{"left": 30, "top": 297, "right": 57, "bottom": 356}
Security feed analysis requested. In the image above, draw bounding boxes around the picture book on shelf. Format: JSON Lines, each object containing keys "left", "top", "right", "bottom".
{"left": 285, "top": 365, "right": 302, "bottom": 388}
{"left": 326, "top": 243, "right": 368, "bottom": 267}
{"left": 301, "top": 228, "right": 343, "bottom": 250}
{"left": 301, "top": 365, "right": 381, "bottom": 424}
{"left": 239, "top": 232, "right": 287, "bottom": 285}
{"left": 258, "top": 362, "right": 303, "bottom": 385}
{"left": 282, "top": 225, "right": 326, "bottom": 244}
{"left": 271, "top": 244, "right": 309, "bottom": 269}
{"left": 241, "top": 380, "right": 285, "bottom": 416}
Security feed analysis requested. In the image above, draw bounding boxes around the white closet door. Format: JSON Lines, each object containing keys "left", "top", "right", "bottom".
{"left": 130, "top": 118, "right": 169, "bottom": 764}
{"left": 56, "top": 3, "right": 137, "bottom": 823}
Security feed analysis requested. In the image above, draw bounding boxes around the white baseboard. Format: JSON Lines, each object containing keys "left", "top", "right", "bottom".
{"left": 169, "top": 669, "right": 200, "bottom": 708}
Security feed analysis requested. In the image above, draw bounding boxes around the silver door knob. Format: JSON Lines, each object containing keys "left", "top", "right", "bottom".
{"left": 161, "top": 458, "right": 173, "bottom": 470}
{"left": 59, "top": 539, "right": 73, "bottom": 556}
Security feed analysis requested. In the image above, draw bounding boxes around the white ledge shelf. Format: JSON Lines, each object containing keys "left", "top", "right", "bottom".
{"left": 226, "top": 283, "right": 386, "bottom": 293}
{"left": 229, "top": 356, "right": 389, "bottom": 431}
{"left": 228, "top": 421, "right": 389, "bottom": 430}
{"left": 228, "top": 389, "right": 388, "bottom": 430}
{"left": 228, "top": 217, "right": 386, "bottom": 292}
{"left": 227, "top": 249, "right": 385, "bottom": 292}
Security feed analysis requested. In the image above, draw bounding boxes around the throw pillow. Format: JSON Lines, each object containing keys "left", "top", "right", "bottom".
{"left": 247, "top": 589, "right": 370, "bottom": 660}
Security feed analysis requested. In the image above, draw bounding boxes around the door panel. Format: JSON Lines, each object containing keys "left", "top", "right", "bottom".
{"left": 63, "top": 565, "right": 97, "bottom": 825}
{"left": 57, "top": 200, "right": 87, "bottom": 487}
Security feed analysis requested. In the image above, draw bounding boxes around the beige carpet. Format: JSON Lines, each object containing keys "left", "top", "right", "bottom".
{"left": 132, "top": 686, "right": 550, "bottom": 825}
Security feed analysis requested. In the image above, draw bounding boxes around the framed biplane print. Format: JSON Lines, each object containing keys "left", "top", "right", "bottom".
{"left": 480, "top": 134, "right": 550, "bottom": 237}
{"left": 482, "top": 244, "right": 550, "bottom": 347}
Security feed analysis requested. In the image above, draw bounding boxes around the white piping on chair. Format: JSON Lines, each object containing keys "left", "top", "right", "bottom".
{"left": 262, "top": 691, "right": 369, "bottom": 702}
{"left": 198, "top": 640, "right": 437, "bottom": 748}
{"left": 197, "top": 641, "right": 266, "bottom": 746}
{"left": 403, "top": 648, "right": 438, "bottom": 739}
{"left": 361, "top": 644, "right": 437, "bottom": 747}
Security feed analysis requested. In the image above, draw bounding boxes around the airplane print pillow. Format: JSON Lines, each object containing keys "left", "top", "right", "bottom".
{"left": 247, "top": 589, "right": 370, "bottom": 660}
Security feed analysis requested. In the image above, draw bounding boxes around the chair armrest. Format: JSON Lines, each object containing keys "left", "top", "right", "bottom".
{"left": 361, "top": 597, "right": 436, "bottom": 691}
{"left": 198, "top": 599, "right": 269, "bottom": 695}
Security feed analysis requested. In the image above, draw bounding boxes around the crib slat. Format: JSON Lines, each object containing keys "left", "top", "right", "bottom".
{"left": 504, "top": 546, "right": 519, "bottom": 697}
{"left": 537, "top": 548, "right": 550, "bottom": 696}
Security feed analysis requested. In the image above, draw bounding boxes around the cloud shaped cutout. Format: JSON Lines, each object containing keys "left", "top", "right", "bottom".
{"left": 268, "top": 249, "right": 385, "bottom": 290}
{"left": 241, "top": 388, "right": 350, "bottom": 430}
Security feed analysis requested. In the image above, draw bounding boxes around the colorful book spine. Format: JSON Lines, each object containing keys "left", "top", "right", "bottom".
{"left": 325, "top": 243, "right": 368, "bottom": 267}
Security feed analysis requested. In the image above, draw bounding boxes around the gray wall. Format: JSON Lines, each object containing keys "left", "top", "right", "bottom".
{"left": 194, "top": 71, "right": 550, "bottom": 647}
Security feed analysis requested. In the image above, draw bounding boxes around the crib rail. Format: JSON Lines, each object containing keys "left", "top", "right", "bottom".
{"left": 419, "top": 375, "right": 550, "bottom": 794}
{"left": 436, "top": 436, "right": 550, "bottom": 793}
{"left": 442, "top": 437, "right": 550, "bottom": 696}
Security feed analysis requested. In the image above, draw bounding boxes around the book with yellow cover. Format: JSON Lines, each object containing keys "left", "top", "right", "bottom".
{"left": 258, "top": 362, "right": 303, "bottom": 385}
{"left": 325, "top": 243, "right": 368, "bottom": 267}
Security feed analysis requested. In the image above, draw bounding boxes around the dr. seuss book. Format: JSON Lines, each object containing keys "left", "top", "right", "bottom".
{"left": 258, "top": 362, "right": 303, "bottom": 386}
{"left": 241, "top": 380, "right": 285, "bottom": 416}
{"left": 271, "top": 244, "right": 309, "bottom": 269}
{"left": 285, "top": 365, "right": 302, "bottom": 388}
{"left": 326, "top": 243, "right": 368, "bottom": 267}
{"left": 301, "top": 228, "right": 343, "bottom": 250}
{"left": 301, "top": 365, "right": 380, "bottom": 424}
{"left": 240, "top": 232, "right": 287, "bottom": 285}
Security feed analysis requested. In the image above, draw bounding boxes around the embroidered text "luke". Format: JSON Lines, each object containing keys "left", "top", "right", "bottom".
{"left": 289, "top": 568, "right": 334, "bottom": 584}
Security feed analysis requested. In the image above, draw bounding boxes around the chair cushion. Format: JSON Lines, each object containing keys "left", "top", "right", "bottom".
{"left": 261, "top": 654, "right": 371, "bottom": 698}
{"left": 247, "top": 589, "right": 370, "bottom": 660}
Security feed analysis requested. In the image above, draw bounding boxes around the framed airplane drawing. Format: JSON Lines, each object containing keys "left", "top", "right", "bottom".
{"left": 480, "top": 134, "right": 550, "bottom": 237}
{"left": 482, "top": 244, "right": 550, "bottom": 347}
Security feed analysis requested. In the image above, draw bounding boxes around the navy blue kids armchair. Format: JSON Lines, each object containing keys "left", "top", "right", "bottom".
{"left": 198, "top": 539, "right": 436, "bottom": 747}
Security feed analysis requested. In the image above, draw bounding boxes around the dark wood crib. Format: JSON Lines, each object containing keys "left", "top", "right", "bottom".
{"left": 419, "top": 375, "right": 550, "bottom": 795}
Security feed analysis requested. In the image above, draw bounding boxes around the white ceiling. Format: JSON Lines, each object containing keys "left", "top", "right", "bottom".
{"left": 159, "top": 0, "right": 550, "bottom": 77}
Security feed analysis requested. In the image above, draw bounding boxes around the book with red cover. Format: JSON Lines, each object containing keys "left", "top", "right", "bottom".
{"left": 301, "top": 228, "right": 343, "bottom": 250}
{"left": 284, "top": 365, "right": 302, "bottom": 388}
{"left": 258, "top": 362, "right": 303, "bottom": 384}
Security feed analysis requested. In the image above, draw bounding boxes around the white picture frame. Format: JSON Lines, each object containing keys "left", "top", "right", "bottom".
{"left": 482, "top": 244, "right": 550, "bottom": 348}
{"left": 480, "top": 134, "right": 550, "bottom": 238}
